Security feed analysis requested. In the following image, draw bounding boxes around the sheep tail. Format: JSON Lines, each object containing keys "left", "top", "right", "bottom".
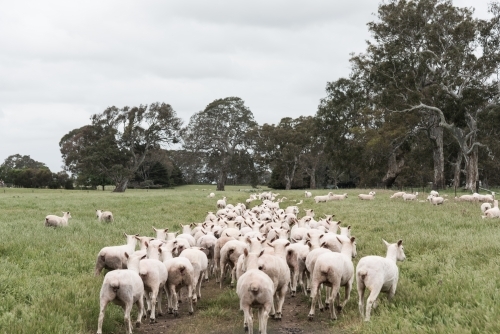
{"left": 358, "top": 270, "right": 368, "bottom": 279}
{"left": 109, "top": 279, "right": 120, "bottom": 293}
{"left": 249, "top": 283, "right": 260, "bottom": 294}
{"left": 179, "top": 265, "right": 186, "bottom": 273}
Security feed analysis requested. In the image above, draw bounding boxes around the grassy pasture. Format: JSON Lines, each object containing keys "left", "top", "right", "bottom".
{"left": 1, "top": 185, "right": 500, "bottom": 334}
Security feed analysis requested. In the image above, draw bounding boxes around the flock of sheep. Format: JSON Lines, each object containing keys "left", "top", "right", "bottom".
{"left": 42, "top": 188, "right": 498, "bottom": 334}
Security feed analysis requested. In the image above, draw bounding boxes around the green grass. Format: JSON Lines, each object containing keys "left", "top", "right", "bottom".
{"left": 0, "top": 186, "right": 499, "bottom": 333}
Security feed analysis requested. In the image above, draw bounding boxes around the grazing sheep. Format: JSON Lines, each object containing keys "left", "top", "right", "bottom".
{"left": 402, "top": 192, "right": 418, "bottom": 201}
{"left": 95, "top": 233, "right": 139, "bottom": 276}
{"left": 208, "top": 192, "right": 215, "bottom": 198}
{"left": 427, "top": 195, "right": 446, "bottom": 205}
{"left": 236, "top": 252, "right": 274, "bottom": 334}
{"left": 430, "top": 190, "right": 439, "bottom": 197}
{"left": 96, "top": 210, "right": 114, "bottom": 222}
{"left": 308, "top": 236, "right": 356, "bottom": 320}
{"left": 45, "top": 211, "right": 72, "bottom": 227}
{"left": 455, "top": 195, "right": 477, "bottom": 202}
{"left": 356, "top": 239, "right": 406, "bottom": 321}
{"left": 97, "top": 269, "right": 144, "bottom": 334}
{"left": 305, "top": 191, "right": 312, "bottom": 198}
{"left": 314, "top": 192, "right": 334, "bottom": 203}
{"left": 390, "top": 191, "right": 406, "bottom": 199}
{"left": 330, "top": 193, "right": 348, "bottom": 201}
{"left": 358, "top": 192, "right": 375, "bottom": 200}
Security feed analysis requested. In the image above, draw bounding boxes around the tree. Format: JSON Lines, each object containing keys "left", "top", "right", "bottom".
{"left": 351, "top": 0, "right": 500, "bottom": 190}
{"left": 60, "top": 102, "right": 182, "bottom": 192}
{"left": 181, "top": 97, "right": 257, "bottom": 191}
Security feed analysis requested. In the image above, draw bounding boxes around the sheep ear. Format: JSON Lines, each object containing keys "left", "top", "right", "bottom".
{"left": 307, "top": 233, "right": 311, "bottom": 238}
{"left": 123, "top": 232, "right": 128, "bottom": 238}
{"left": 158, "top": 248, "right": 163, "bottom": 253}
{"left": 141, "top": 255, "right": 147, "bottom": 260}
{"left": 243, "top": 248, "right": 249, "bottom": 257}
{"left": 267, "top": 242, "right": 274, "bottom": 248}
{"left": 351, "top": 237, "right": 356, "bottom": 243}
{"left": 348, "top": 225, "right": 351, "bottom": 230}
{"left": 125, "top": 252, "right": 129, "bottom": 258}
{"left": 336, "top": 236, "right": 343, "bottom": 244}
{"left": 145, "top": 241, "right": 149, "bottom": 248}
{"left": 258, "top": 249, "right": 265, "bottom": 257}
{"left": 152, "top": 226, "right": 157, "bottom": 232}
{"left": 246, "top": 237, "right": 251, "bottom": 244}
{"left": 291, "top": 238, "right": 297, "bottom": 243}
{"left": 337, "top": 220, "right": 342, "bottom": 225}
{"left": 134, "top": 236, "right": 140, "bottom": 241}
{"left": 383, "top": 239, "right": 390, "bottom": 247}
{"left": 285, "top": 242, "right": 290, "bottom": 247}
{"left": 397, "top": 239, "right": 403, "bottom": 246}
{"left": 320, "top": 242, "right": 327, "bottom": 248}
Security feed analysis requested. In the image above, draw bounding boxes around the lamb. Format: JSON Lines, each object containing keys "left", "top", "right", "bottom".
{"left": 208, "top": 192, "right": 215, "bottom": 198}
{"left": 402, "top": 192, "right": 418, "bottom": 201}
{"left": 219, "top": 239, "right": 248, "bottom": 288}
{"left": 125, "top": 248, "right": 168, "bottom": 323}
{"left": 481, "top": 202, "right": 492, "bottom": 214}
{"left": 427, "top": 195, "right": 446, "bottom": 205}
{"left": 97, "top": 269, "right": 144, "bottom": 334}
{"left": 152, "top": 227, "right": 170, "bottom": 241}
{"left": 96, "top": 209, "right": 114, "bottom": 222}
{"left": 236, "top": 251, "right": 275, "bottom": 334}
{"left": 482, "top": 200, "right": 500, "bottom": 219}
{"left": 314, "top": 192, "right": 334, "bottom": 203}
{"left": 179, "top": 247, "right": 209, "bottom": 301}
{"left": 330, "top": 193, "right": 348, "bottom": 200}
{"left": 356, "top": 239, "right": 406, "bottom": 321}
{"left": 305, "top": 191, "right": 312, "bottom": 198}
{"left": 308, "top": 236, "right": 356, "bottom": 320}
{"left": 45, "top": 211, "right": 72, "bottom": 227}
{"left": 95, "top": 233, "right": 139, "bottom": 276}
{"left": 455, "top": 194, "right": 477, "bottom": 202}
{"left": 358, "top": 192, "right": 375, "bottom": 200}
{"left": 217, "top": 197, "right": 227, "bottom": 209}
{"left": 390, "top": 191, "right": 406, "bottom": 199}
{"left": 430, "top": 190, "right": 439, "bottom": 197}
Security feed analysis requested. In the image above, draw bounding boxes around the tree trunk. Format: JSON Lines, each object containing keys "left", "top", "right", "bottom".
{"left": 452, "top": 152, "right": 463, "bottom": 189}
{"left": 217, "top": 170, "right": 226, "bottom": 191}
{"left": 382, "top": 151, "right": 405, "bottom": 188}
{"left": 113, "top": 178, "right": 129, "bottom": 192}
{"left": 309, "top": 168, "right": 316, "bottom": 189}
{"left": 429, "top": 125, "right": 444, "bottom": 190}
{"left": 464, "top": 146, "right": 479, "bottom": 191}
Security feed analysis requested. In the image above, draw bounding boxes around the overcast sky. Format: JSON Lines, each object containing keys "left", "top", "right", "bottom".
{"left": 0, "top": 0, "right": 491, "bottom": 172}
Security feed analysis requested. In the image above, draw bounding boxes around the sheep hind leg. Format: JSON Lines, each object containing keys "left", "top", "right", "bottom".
{"left": 135, "top": 293, "right": 144, "bottom": 328}
{"left": 96, "top": 299, "right": 109, "bottom": 334}
{"left": 122, "top": 302, "right": 133, "bottom": 334}
{"left": 364, "top": 286, "right": 382, "bottom": 322}
{"left": 259, "top": 303, "right": 271, "bottom": 334}
{"left": 357, "top": 277, "right": 366, "bottom": 319}
{"left": 308, "top": 280, "right": 320, "bottom": 320}
{"left": 242, "top": 305, "right": 253, "bottom": 334}
{"left": 187, "top": 284, "right": 194, "bottom": 315}
{"left": 328, "top": 284, "right": 341, "bottom": 320}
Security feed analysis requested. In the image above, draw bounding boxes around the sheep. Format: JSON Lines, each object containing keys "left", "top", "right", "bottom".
{"left": 482, "top": 200, "right": 500, "bottom": 219}
{"left": 314, "top": 192, "right": 334, "bottom": 203}
{"left": 308, "top": 236, "right": 356, "bottom": 320}
{"left": 95, "top": 233, "right": 139, "bottom": 276}
{"left": 430, "top": 190, "right": 439, "bottom": 197}
{"left": 286, "top": 241, "right": 311, "bottom": 297}
{"left": 96, "top": 209, "right": 114, "bottom": 222}
{"left": 219, "top": 239, "right": 248, "bottom": 288}
{"left": 45, "top": 211, "right": 71, "bottom": 227}
{"left": 402, "top": 192, "right": 418, "bottom": 201}
{"left": 217, "top": 197, "right": 227, "bottom": 209}
{"left": 390, "top": 191, "right": 406, "bottom": 199}
{"left": 179, "top": 247, "right": 209, "bottom": 301}
{"left": 304, "top": 209, "right": 315, "bottom": 217}
{"left": 208, "top": 192, "right": 215, "bottom": 198}
{"left": 152, "top": 227, "right": 169, "bottom": 241}
{"left": 358, "top": 192, "right": 376, "bottom": 200}
{"left": 125, "top": 249, "right": 167, "bottom": 323}
{"left": 97, "top": 269, "right": 145, "bottom": 334}
{"left": 330, "top": 193, "right": 348, "bottom": 201}
{"left": 356, "top": 239, "right": 406, "bottom": 321}
{"left": 455, "top": 194, "right": 477, "bottom": 202}
{"left": 236, "top": 251, "right": 275, "bottom": 334}
{"left": 427, "top": 195, "right": 446, "bottom": 205}
{"left": 305, "top": 191, "right": 312, "bottom": 198}
{"left": 481, "top": 202, "right": 492, "bottom": 214}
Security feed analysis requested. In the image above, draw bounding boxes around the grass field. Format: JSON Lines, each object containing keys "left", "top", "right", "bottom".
{"left": 1, "top": 185, "right": 499, "bottom": 334}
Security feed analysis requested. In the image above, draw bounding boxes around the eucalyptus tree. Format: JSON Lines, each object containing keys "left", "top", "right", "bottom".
{"left": 351, "top": 0, "right": 500, "bottom": 190}
{"left": 181, "top": 97, "right": 257, "bottom": 191}
{"left": 60, "top": 102, "right": 182, "bottom": 192}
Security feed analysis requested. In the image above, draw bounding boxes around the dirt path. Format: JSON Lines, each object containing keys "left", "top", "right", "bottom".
{"left": 135, "top": 278, "right": 345, "bottom": 334}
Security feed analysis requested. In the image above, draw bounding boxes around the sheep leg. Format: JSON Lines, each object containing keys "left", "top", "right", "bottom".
{"left": 329, "top": 284, "right": 341, "bottom": 320}
{"left": 144, "top": 292, "right": 152, "bottom": 319}
{"left": 357, "top": 278, "right": 366, "bottom": 318}
{"left": 290, "top": 268, "right": 299, "bottom": 297}
{"left": 135, "top": 293, "right": 144, "bottom": 328}
{"left": 230, "top": 266, "right": 237, "bottom": 287}
{"left": 308, "top": 280, "right": 320, "bottom": 320}
{"left": 338, "top": 281, "right": 352, "bottom": 311}
{"left": 259, "top": 303, "right": 271, "bottom": 334}
{"left": 365, "top": 286, "right": 382, "bottom": 322}
{"left": 123, "top": 302, "right": 133, "bottom": 334}
{"left": 324, "top": 286, "right": 331, "bottom": 310}
{"left": 149, "top": 289, "right": 158, "bottom": 323}
{"left": 242, "top": 305, "right": 253, "bottom": 334}
{"left": 275, "top": 285, "right": 287, "bottom": 320}
{"left": 387, "top": 281, "right": 398, "bottom": 302}
{"left": 187, "top": 284, "right": 194, "bottom": 315}
{"left": 317, "top": 284, "right": 324, "bottom": 311}
{"left": 196, "top": 272, "right": 204, "bottom": 301}
{"left": 157, "top": 287, "right": 163, "bottom": 317}
{"left": 169, "top": 285, "right": 179, "bottom": 317}
{"left": 96, "top": 299, "right": 109, "bottom": 334}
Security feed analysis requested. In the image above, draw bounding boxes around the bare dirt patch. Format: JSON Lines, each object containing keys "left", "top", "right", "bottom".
{"left": 135, "top": 278, "right": 347, "bottom": 334}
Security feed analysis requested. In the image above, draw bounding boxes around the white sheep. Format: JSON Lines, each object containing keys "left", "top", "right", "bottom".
{"left": 208, "top": 192, "right": 215, "bottom": 198}
{"left": 358, "top": 192, "right": 375, "bottom": 200}
{"left": 390, "top": 191, "right": 406, "bottom": 199}
{"left": 330, "top": 193, "right": 348, "bottom": 200}
{"left": 217, "top": 197, "right": 227, "bottom": 209}
{"left": 308, "top": 236, "right": 356, "bottom": 320}
{"left": 219, "top": 239, "right": 248, "bottom": 288}
{"left": 427, "top": 195, "right": 446, "bottom": 205}
{"left": 97, "top": 269, "right": 144, "bottom": 334}
{"left": 45, "top": 211, "right": 72, "bottom": 227}
{"left": 236, "top": 251, "right": 274, "bottom": 334}
{"left": 95, "top": 233, "right": 139, "bottom": 276}
{"left": 305, "top": 191, "right": 312, "bottom": 198}
{"left": 430, "top": 190, "right": 439, "bottom": 197}
{"left": 179, "top": 247, "right": 209, "bottom": 301}
{"left": 125, "top": 249, "right": 167, "bottom": 323}
{"left": 455, "top": 194, "right": 477, "bottom": 202}
{"left": 481, "top": 202, "right": 492, "bottom": 214}
{"left": 314, "top": 192, "right": 334, "bottom": 203}
{"left": 96, "top": 209, "right": 114, "bottom": 222}
{"left": 402, "top": 192, "right": 418, "bottom": 201}
{"left": 152, "top": 226, "right": 170, "bottom": 241}
{"left": 356, "top": 239, "right": 406, "bottom": 321}
{"left": 482, "top": 200, "right": 500, "bottom": 219}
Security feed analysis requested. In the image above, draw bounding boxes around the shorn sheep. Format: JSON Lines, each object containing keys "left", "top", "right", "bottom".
{"left": 97, "top": 269, "right": 144, "bottom": 334}
{"left": 96, "top": 210, "right": 114, "bottom": 222}
{"left": 45, "top": 211, "right": 72, "bottom": 227}
{"left": 356, "top": 239, "right": 406, "bottom": 321}
{"left": 95, "top": 233, "right": 138, "bottom": 276}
